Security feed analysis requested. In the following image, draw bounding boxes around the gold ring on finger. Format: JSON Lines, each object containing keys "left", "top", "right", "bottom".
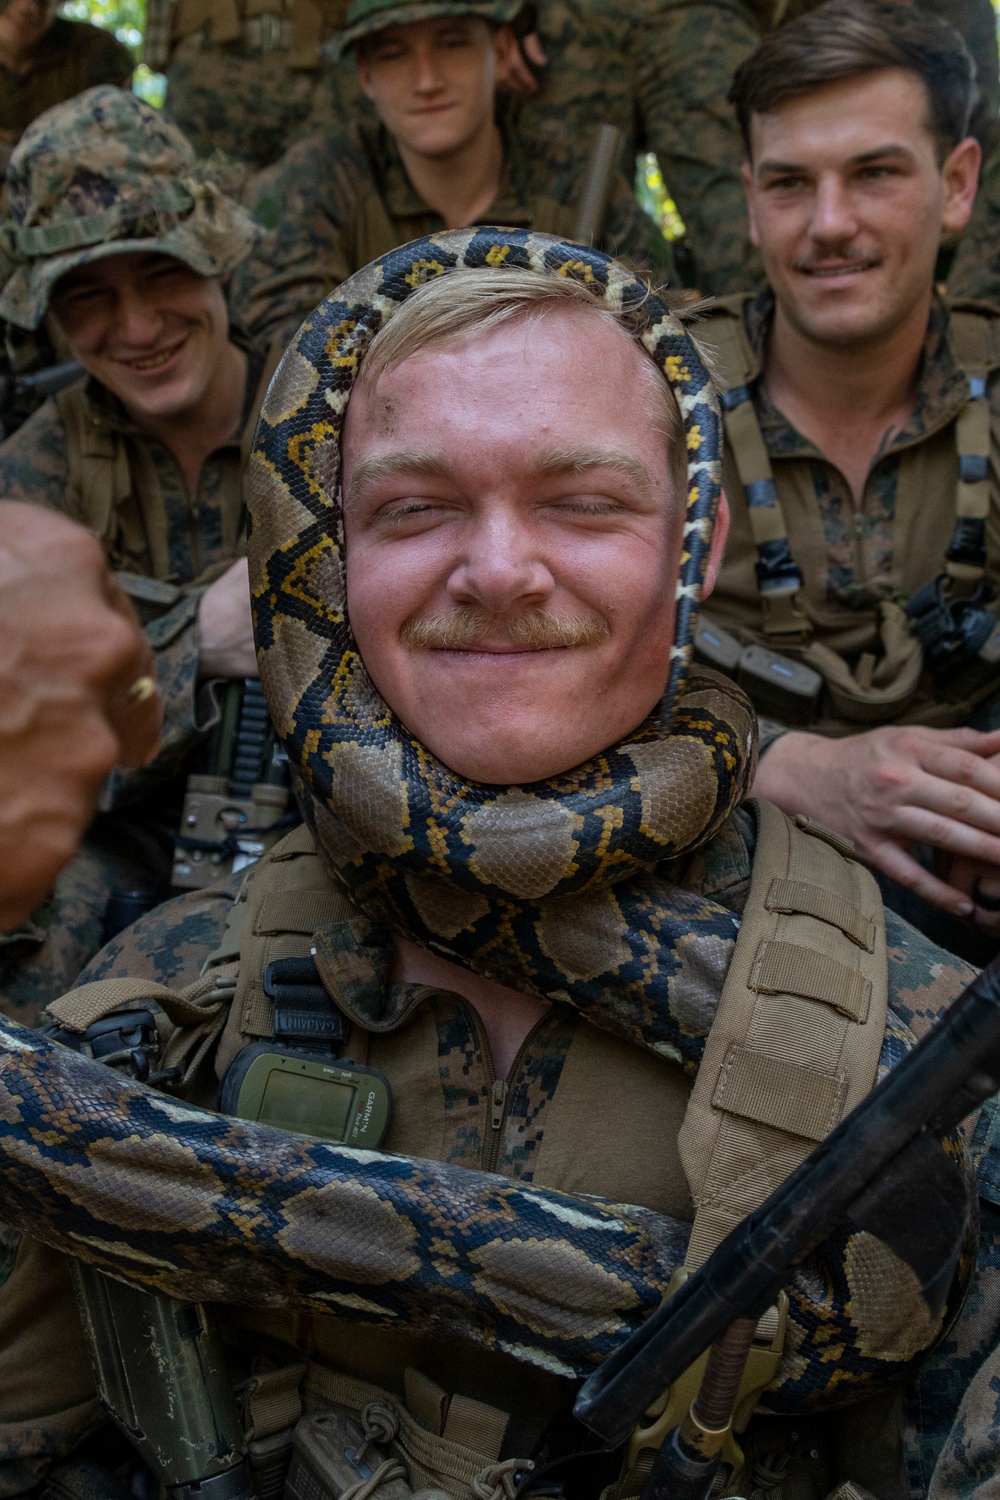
{"left": 127, "top": 674, "right": 159, "bottom": 705}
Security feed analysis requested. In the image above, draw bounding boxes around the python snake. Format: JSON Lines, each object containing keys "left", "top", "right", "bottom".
{"left": 0, "top": 231, "right": 972, "bottom": 1415}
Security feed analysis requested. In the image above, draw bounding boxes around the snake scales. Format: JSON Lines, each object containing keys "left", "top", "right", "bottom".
{"left": 0, "top": 231, "right": 972, "bottom": 1415}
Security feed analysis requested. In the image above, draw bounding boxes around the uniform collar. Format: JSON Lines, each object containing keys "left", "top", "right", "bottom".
{"left": 368, "top": 104, "right": 536, "bottom": 229}
{"left": 745, "top": 287, "right": 973, "bottom": 464}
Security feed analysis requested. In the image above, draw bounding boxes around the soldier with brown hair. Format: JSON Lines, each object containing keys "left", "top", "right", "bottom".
{"left": 0, "top": 85, "right": 272, "bottom": 1025}
{"left": 231, "top": 0, "right": 670, "bottom": 347}
{"left": 0, "top": 0, "right": 132, "bottom": 158}
{"left": 691, "top": 0, "right": 1000, "bottom": 961}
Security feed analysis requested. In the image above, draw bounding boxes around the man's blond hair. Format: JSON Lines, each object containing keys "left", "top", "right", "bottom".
{"left": 360, "top": 267, "right": 687, "bottom": 499}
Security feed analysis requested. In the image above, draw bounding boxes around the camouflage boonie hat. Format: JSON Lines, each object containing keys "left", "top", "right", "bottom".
{"left": 0, "top": 86, "right": 260, "bottom": 329}
{"left": 330, "top": 0, "right": 528, "bottom": 58}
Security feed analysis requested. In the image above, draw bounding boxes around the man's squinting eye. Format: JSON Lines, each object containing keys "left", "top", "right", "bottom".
{"left": 761, "top": 173, "right": 811, "bottom": 193}
{"left": 548, "top": 496, "right": 627, "bottom": 517}
{"left": 855, "top": 163, "right": 903, "bottom": 182}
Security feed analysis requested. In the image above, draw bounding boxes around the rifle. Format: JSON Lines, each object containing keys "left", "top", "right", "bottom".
{"left": 573, "top": 125, "right": 622, "bottom": 247}
{"left": 574, "top": 954, "right": 1000, "bottom": 1500}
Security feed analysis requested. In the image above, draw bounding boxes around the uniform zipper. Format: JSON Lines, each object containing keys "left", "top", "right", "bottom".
{"left": 456, "top": 998, "right": 545, "bottom": 1174}
{"left": 853, "top": 509, "right": 867, "bottom": 590}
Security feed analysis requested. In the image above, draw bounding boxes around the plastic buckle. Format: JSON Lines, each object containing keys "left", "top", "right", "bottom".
{"left": 625, "top": 1271, "right": 788, "bottom": 1479}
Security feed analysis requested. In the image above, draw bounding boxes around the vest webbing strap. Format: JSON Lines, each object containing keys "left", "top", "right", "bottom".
{"left": 706, "top": 301, "right": 1000, "bottom": 629}
{"left": 678, "top": 798, "right": 887, "bottom": 1270}
{"left": 215, "top": 821, "right": 357, "bottom": 1076}
{"left": 710, "top": 313, "right": 808, "bottom": 641}
{"left": 944, "top": 308, "right": 1000, "bottom": 587}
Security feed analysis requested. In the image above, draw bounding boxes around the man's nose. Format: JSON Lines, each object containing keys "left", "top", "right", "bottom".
{"left": 412, "top": 44, "right": 445, "bottom": 92}
{"left": 447, "top": 513, "right": 554, "bottom": 611}
{"left": 111, "top": 286, "right": 163, "bottom": 345}
{"left": 808, "top": 173, "right": 859, "bottom": 245}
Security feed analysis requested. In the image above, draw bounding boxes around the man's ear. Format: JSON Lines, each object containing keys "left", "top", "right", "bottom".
{"left": 355, "top": 49, "right": 376, "bottom": 99}
{"left": 703, "top": 489, "right": 730, "bottom": 599}
{"left": 740, "top": 160, "right": 759, "bottom": 249}
{"left": 941, "top": 135, "right": 981, "bottom": 238}
{"left": 492, "top": 24, "right": 518, "bottom": 75}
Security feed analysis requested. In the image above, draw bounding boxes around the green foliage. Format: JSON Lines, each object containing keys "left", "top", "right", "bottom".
{"left": 635, "top": 152, "right": 686, "bottom": 241}
{"left": 56, "top": 0, "right": 165, "bottom": 103}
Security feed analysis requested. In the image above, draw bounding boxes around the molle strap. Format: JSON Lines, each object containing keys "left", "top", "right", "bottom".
{"left": 215, "top": 823, "right": 357, "bottom": 1077}
{"left": 946, "top": 374, "right": 992, "bottom": 587}
{"left": 704, "top": 302, "right": 809, "bottom": 642}
{"left": 678, "top": 798, "right": 887, "bottom": 1271}
{"left": 945, "top": 306, "right": 1000, "bottom": 590}
{"left": 719, "top": 386, "right": 807, "bottom": 639}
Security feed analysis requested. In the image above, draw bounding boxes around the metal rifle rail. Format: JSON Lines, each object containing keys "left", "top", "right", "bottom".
{"left": 573, "top": 954, "right": 1000, "bottom": 1446}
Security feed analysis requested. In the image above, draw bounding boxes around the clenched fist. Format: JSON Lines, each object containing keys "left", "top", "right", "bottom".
{"left": 0, "top": 504, "right": 162, "bottom": 931}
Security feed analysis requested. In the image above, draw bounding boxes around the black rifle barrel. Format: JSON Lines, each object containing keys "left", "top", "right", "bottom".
{"left": 574, "top": 955, "right": 1000, "bottom": 1444}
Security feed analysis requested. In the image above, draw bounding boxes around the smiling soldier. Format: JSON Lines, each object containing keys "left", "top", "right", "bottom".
{"left": 692, "top": 0, "right": 1000, "bottom": 962}
{"left": 0, "top": 232, "right": 988, "bottom": 1500}
{"left": 233, "top": 0, "right": 671, "bottom": 346}
{"left": 0, "top": 85, "right": 269, "bottom": 1024}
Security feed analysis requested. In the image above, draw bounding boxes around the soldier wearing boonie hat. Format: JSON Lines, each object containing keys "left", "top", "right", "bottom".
{"left": 233, "top": 0, "right": 672, "bottom": 345}
{"left": 0, "top": 86, "right": 279, "bottom": 1028}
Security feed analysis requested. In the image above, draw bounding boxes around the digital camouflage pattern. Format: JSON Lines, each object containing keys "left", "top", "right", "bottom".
{"left": 0, "top": 804, "right": 987, "bottom": 1500}
{"left": 233, "top": 112, "right": 673, "bottom": 344}
{"left": 306, "top": 0, "right": 1000, "bottom": 299}
{"left": 0, "top": 19, "right": 132, "bottom": 153}
{"left": 156, "top": 0, "right": 350, "bottom": 171}
{"left": 0, "top": 357, "right": 262, "bottom": 1025}
{"left": 304, "top": 0, "right": 761, "bottom": 296}
{"left": 703, "top": 290, "right": 1000, "bottom": 660}
{"left": 0, "top": 85, "right": 259, "bottom": 329}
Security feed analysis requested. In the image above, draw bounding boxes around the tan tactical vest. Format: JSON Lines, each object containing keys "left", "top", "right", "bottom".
{"left": 699, "top": 295, "right": 1000, "bottom": 731}
{"left": 50, "top": 801, "right": 889, "bottom": 1497}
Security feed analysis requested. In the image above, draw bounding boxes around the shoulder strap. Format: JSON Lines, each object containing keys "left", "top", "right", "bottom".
{"left": 215, "top": 823, "right": 357, "bottom": 1076}
{"left": 943, "top": 304, "right": 1000, "bottom": 589}
{"left": 696, "top": 297, "right": 759, "bottom": 388}
{"left": 947, "top": 302, "right": 1000, "bottom": 379}
{"left": 56, "top": 382, "right": 131, "bottom": 545}
{"left": 56, "top": 383, "right": 173, "bottom": 578}
{"left": 697, "top": 303, "right": 809, "bottom": 641}
{"left": 678, "top": 798, "right": 887, "bottom": 1267}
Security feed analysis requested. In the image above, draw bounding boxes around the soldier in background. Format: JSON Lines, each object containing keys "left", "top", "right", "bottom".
{"left": 304, "top": 0, "right": 998, "bottom": 299}
{"left": 151, "top": 0, "right": 348, "bottom": 169}
{"left": 233, "top": 0, "right": 671, "bottom": 347}
{"left": 0, "top": 0, "right": 132, "bottom": 160}
{"left": 692, "top": 0, "right": 1000, "bottom": 962}
{"left": 303, "top": 0, "right": 763, "bottom": 296}
{"left": 0, "top": 86, "right": 268, "bottom": 1025}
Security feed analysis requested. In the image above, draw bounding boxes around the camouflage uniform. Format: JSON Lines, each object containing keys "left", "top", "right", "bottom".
{"left": 308, "top": 0, "right": 1000, "bottom": 299}
{"left": 697, "top": 289, "right": 1000, "bottom": 961}
{"left": 304, "top": 0, "right": 761, "bottom": 296}
{"left": 0, "top": 19, "right": 133, "bottom": 154}
{"left": 0, "top": 87, "right": 262, "bottom": 1025}
{"left": 158, "top": 0, "right": 348, "bottom": 171}
{"left": 235, "top": 103, "right": 673, "bottom": 344}
{"left": 0, "top": 802, "right": 986, "bottom": 1500}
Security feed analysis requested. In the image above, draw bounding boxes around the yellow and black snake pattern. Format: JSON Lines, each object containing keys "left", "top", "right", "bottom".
{"left": 0, "top": 232, "right": 972, "bottom": 1416}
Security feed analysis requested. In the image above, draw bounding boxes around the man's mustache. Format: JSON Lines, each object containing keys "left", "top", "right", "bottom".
{"left": 793, "top": 247, "right": 881, "bottom": 272}
{"left": 400, "top": 606, "right": 612, "bottom": 650}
